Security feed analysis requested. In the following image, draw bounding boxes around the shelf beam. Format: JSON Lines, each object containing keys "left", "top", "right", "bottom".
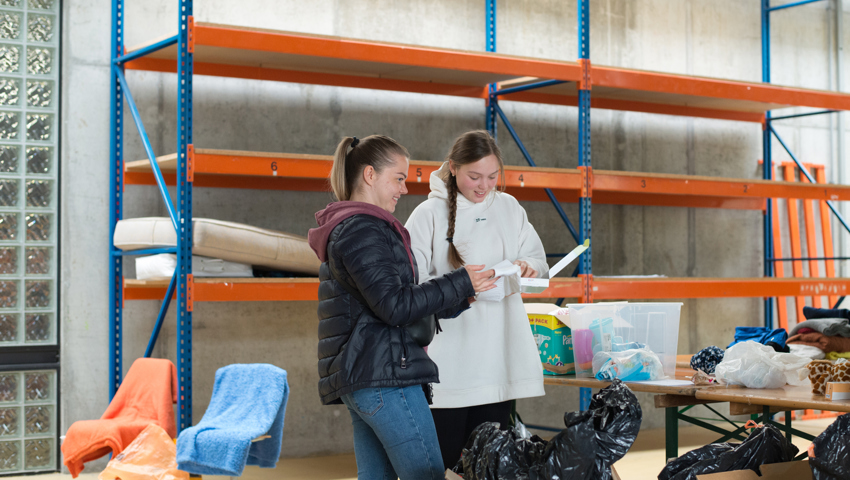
{"left": 593, "top": 277, "right": 850, "bottom": 300}
{"left": 124, "top": 277, "right": 584, "bottom": 302}
{"left": 124, "top": 150, "right": 850, "bottom": 209}
{"left": 123, "top": 23, "right": 850, "bottom": 123}
{"left": 123, "top": 277, "right": 850, "bottom": 302}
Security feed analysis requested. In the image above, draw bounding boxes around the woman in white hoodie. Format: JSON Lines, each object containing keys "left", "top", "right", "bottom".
{"left": 405, "top": 130, "right": 548, "bottom": 469}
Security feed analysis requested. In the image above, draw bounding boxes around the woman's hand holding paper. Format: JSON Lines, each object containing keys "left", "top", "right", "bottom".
{"left": 513, "top": 260, "right": 538, "bottom": 278}
{"left": 464, "top": 264, "right": 497, "bottom": 293}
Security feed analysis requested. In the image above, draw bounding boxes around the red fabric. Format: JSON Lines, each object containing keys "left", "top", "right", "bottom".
{"left": 308, "top": 201, "right": 415, "bottom": 276}
{"left": 61, "top": 358, "right": 177, "bottom": 478}
{"left": 797, "top": 327, "right": 818, "bottom": 335}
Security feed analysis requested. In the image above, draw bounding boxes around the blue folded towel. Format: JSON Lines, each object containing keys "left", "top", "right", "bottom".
{"left": 176, "top": 364, "right": 289, "bottom": 476}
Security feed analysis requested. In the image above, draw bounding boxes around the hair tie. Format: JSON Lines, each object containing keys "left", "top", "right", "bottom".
{"left": 350, "top": 136, "right": 360, "bottom": 148}
{"left": 446, "top": 237, "right": 453, "bottom": 243}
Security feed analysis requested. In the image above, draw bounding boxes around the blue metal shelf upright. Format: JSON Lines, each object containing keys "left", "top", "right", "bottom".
{"left": 761, "top": 0, "right": 850, "bottom": 329}
{"left": 108, "top": 0, "right": 195, "bottom": 431}
{"left": 485, "top": 0, "right": 593, "bottom": 410}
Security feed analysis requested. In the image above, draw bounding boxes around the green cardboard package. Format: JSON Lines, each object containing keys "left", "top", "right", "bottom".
{"left": 524, "top": 303, "right": 574, "bottom": 375}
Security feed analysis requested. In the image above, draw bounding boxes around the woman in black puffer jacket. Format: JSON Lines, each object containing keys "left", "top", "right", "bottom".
{"left": 308, "top": 135, "right": 496, "bottom": 480}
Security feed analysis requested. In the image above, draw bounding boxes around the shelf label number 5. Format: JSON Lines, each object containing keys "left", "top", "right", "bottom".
{"left": 416, "top": 167, "right": 422, "bottom": 182}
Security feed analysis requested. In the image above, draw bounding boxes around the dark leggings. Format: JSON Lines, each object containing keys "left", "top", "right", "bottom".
{"left": 431, "top": 401, "right": 512, "bottom": 470}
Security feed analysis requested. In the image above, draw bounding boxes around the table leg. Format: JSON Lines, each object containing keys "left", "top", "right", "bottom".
{"left": 785, "top": 411, "right": 792, "bottom": 442}
{"left": 666, "top": 406, "right": 679, "bottom": 462}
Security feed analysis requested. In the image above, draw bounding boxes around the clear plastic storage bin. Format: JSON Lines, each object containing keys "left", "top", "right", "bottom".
{"left": 568, "top": 302, "right": 682, "bottom": 379}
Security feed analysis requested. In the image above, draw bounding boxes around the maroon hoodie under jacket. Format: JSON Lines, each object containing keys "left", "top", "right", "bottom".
{"left": 307, "top": 201, "right": 415, "bottom": 276}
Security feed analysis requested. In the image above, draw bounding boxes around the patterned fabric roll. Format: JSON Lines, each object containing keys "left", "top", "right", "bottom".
{"left": 690, "top": 346, "right": 725, "bottom": 375}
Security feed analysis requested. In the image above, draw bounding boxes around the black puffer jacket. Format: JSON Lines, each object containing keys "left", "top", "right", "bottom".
{"left": 316, "top": 214, "right": 474, "bottom": 405}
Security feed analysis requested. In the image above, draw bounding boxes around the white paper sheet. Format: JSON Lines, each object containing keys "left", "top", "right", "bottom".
{"left": 476, "top": 260, "right": 521, "bottom": 302}
{"left": 548, "top": 240, "right": 589, "bottom": 279}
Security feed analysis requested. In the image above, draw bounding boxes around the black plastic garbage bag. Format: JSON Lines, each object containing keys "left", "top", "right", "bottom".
{"left": 657, "top": 443, "right": 736, "bottom": 480}
{"left": 658, "top": 424, "right": 798, "bottom": 480}
{"left": 456, "top": 422, "right": 547, "bottom": 480}
{"left": 456, "top": 379, "right": 641, "bottom": 480}
{"left": 809, "top": 413, "right": 850, "bottom": 480}
{"left": 529, "top": 379, "right": 642, "bottom": 480}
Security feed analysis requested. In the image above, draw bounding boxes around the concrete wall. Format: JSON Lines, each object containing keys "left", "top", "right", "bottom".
{"left": 60, "top": 0, "right": 847, "bottom": 465}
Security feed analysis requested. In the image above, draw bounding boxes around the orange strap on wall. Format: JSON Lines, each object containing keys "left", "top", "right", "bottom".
{"left": 800, "top": 167, "right": 822, "bottom": 308}
{"left": 782, "top": 164, "right": 806, "bottom": 323}
{"left": 815, "top": 167, "right": 838, "bottom": 307}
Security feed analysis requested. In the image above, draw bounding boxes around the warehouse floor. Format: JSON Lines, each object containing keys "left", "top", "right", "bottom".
{"left": 24, "top": 417, "right": 834, "bottom": 480}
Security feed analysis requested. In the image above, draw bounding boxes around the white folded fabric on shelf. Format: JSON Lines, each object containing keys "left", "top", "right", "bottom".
{"left": 136, "top": 254, "right": 253, "bottom": 280}
{"left": 114, "top": 217, "right": 320, "bottom": 274}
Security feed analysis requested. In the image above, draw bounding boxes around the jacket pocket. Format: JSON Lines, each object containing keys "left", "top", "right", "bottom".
{"left": 350, "top": 387, "right": 384, "bottom": 417}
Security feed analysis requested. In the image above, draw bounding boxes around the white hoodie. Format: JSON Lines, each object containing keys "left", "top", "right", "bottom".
{"left": 405, "top": 162, "right": 548, "bottom": 408}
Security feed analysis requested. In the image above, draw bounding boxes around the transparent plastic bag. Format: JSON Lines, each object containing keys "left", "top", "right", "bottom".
{"left": 592, "top": 347, "right": 665, "bottom": 382}
{"left": 99, "top": 424, "right": 188, "bottom": 480}
{"left": 714, "top": 341, "right": 809, "bottom": 389}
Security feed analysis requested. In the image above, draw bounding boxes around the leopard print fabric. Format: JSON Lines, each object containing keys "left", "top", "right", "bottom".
{"left": 832, "top": 361, "right": 850, "bottom": 383}
{"left": 808, "top": 360, "right": 834, "bottom": 395}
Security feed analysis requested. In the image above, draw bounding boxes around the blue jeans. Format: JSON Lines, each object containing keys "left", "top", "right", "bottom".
{"left": 341, "top": 386, "right": 444, "bottom": 480}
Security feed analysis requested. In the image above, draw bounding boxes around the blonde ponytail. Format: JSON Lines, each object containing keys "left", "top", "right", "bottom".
{"left": 330, "top": 137, "right": 357, "bottom": 201}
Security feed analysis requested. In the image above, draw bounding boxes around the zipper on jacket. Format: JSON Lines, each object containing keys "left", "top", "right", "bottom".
{"left": 399, "top": 327, "right": 408, "bottom": 369}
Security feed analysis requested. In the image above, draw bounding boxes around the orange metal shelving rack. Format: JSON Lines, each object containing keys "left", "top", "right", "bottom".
{"left": 119, "top": 20, "right": 850, "bottom": 303}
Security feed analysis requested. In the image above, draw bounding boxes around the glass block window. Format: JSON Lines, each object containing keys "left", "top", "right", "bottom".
{"left": 0, "top": 370, "right": 55, "bottom": 473}
{"left": 0, "top": 0, "right": 56, "bottom": 347}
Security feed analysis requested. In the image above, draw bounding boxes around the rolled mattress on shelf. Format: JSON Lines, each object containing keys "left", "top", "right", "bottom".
{"left": 113, "top": 217, "right": 320, "bottom": 275}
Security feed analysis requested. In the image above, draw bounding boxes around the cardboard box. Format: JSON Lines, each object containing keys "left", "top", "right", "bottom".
{"left": 825, "top": 382, "right": 850, "bottom": 400}
{"left": 525, "top": 303, "right": 574, "bottom": 375}
{"left": 695, "top": 459, "right": 812, "bottom": 479}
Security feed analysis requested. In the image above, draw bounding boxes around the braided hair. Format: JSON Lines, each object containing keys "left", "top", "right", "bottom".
{"left": 442, "top": 130, "right": 505, "bottom": 269}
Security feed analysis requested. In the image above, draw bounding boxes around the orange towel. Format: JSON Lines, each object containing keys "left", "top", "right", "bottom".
{"left": 62, "top": 358, "right": 178, "bottom": 478}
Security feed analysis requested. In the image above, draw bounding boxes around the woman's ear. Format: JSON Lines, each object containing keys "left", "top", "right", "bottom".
{"left": 361, "top": 165, "right": 376, "bottom": 187}
{"left": 448, "top": 162, "right": 456, "bottom": 177}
